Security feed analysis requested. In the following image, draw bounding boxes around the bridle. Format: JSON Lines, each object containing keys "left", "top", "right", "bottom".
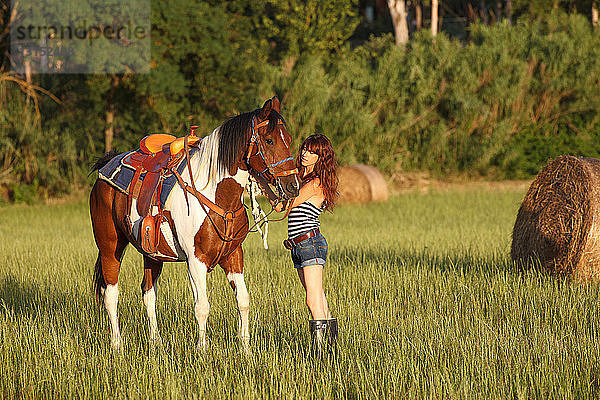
{"left": 245, "top": 115, "right": 298, "bottom": 199}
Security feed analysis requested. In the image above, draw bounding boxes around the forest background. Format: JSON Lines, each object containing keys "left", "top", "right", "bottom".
{"left": 1, "top": 0, "right": 600, "bottom": 203}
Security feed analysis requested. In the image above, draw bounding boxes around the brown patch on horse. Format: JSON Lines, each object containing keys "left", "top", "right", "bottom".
{"left": 214, "top": 177, "right": 244, "bottom": 208}
{"left": 90, "top": 180, "right": 130, "bottom": 289}
{"left": 193, "top": 178, "right": 249, "bottom": 271}
{"left": 221, "top": 246, "right": 244, "bottom": 275}
{"left": 141, "top": 255, "right": 163, "bottom": 293}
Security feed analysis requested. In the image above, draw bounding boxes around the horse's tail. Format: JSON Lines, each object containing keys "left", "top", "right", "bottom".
{"left": 88, "top": 150, "right": 120, "bottom": 177}
{"left": 93, "top": 253, "right": 105, "bottom": 304}
{"left": 93, "top": 254, "right": 105, "bottom": 303}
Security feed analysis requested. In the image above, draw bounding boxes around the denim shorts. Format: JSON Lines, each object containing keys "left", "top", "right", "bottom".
{"left": 290, "top": 233, "right": 328, "bottom": 269}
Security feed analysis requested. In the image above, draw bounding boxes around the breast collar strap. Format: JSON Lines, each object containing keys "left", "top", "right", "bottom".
{"left": 171, "top": 135, "right": 249, "bottom": 247}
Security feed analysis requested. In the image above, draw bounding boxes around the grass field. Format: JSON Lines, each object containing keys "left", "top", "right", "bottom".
{"left": 2, "top": 188, "right": 600, "bottom": 399}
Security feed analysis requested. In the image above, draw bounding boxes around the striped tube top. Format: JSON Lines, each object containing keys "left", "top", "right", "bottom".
{"left": 287, "top": 201, "right": 324, "bottom": 239}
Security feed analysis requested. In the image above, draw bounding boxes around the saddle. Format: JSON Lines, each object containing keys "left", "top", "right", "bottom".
{"left": 124, "top": 127, "right": 200, "bottom": 254}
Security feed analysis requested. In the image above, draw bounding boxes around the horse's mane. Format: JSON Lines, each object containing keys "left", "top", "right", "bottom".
{"left": 190, "top": 108, "right": 284, "bottom": 188}
{"left": 218, "top": 110, "right": 255, "bottom": 173}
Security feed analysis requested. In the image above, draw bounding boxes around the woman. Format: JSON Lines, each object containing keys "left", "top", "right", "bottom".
{"left": 276, "top": 134, "right": 339, "bottom": 355}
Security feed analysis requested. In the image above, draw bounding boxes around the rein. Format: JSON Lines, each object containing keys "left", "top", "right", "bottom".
{"left": 246, "top": 198, "right": 293, "bottom": 229}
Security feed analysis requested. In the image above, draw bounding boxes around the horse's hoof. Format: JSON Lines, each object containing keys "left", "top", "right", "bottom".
{"left": 149, "top": 335, "right": 163, "bottom": 348}
{"left": 111, "top": 339, "right": 122, "bottom": 353}
{"left": 196, "top": 339, "right": 207, "bottom": 352}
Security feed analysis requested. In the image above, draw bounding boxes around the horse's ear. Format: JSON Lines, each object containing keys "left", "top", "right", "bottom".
{"left": 271, "top": 96, "right": 281, "bottom": 113}
{"left": 259, "top": 98, "right": 273, "bottom": 120}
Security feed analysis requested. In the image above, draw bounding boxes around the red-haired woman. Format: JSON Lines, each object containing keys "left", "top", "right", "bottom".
{"left": 277, "top": 134, "right": 339, "bottom": 355}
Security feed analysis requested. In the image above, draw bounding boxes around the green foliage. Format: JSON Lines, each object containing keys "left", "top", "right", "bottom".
{"left": 10, "top": 183, "right": 37, "bottom": 204}
{"left": 262, "top": 11, "right": 600, "bottom": 180}
{"left": 0, "top": 77, "right": 85, "bottom": 197}
{"left": 3, "top": 4, "right": 600, "bottom": 201}
{"left": 258, "top": 0, "right": 361, "bottom": 60}
{"left": 512, "top": 0, "right": 596, "bottom": 16}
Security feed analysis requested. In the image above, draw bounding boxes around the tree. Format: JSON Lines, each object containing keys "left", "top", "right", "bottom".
{"left": 387, "top": 0, "right": 409, "bottom": 45}
{"left": 415, "top": 1, "right": 423, "bottom": 30}
{"left": 259, "top": 0, "right": 360, "bottom": 60}
{"left": 431, "top": 0, "right": 439, "bottom": 36}
{"left": 103, "top": 74, "right": 119, "bottom": 151}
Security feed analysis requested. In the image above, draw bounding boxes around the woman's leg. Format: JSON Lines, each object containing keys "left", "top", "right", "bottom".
{"left": 322, "top": 291, "right": 331, "bottom": 319}
{"left": 297, "top": 267, "right": 331, "bottom": 318}
{"left": 297, "top": 265, "right": 330, "bottom": 319}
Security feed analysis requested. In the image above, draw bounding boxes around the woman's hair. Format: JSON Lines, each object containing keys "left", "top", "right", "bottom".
{"left": 296, "top": 134, "right": 339, "bottom": 211}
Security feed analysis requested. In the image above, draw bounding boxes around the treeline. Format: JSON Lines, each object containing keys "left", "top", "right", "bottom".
{"left": 1, "top": 1, "right": 600, "bottom": 203}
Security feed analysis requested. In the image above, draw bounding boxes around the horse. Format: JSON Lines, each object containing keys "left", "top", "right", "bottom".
{"left": 89, "top": 97, "right": 299, "bottom": 351}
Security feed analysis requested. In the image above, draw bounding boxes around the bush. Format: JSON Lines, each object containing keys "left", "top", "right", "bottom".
{"left": 10, "top": 183, "right": 38, "bottom": 205}
{"left": 4, "top": 9, "right": 600, "bottom": 202}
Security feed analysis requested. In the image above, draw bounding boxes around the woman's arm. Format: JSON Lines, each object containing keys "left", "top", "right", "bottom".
{"left": 275, "top": 178, "right": 321, "bottom": 211}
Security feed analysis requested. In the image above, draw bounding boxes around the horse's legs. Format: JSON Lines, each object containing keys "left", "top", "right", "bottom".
{"left": 104, "top": 283, "right": 122, "bottom": 351}
{"left": 141, "top": 256, "right": 163, "bottom": 345}
{"left": 90, "top": 181, "right": 129, "bottom": 351}
{"left": 221, "top": 247, "right": 250, "bottom": 351}
{"left": 228, "top": 273, "right": 250, "bottom": 350}
{"left": 187, "top": 257, "right": 210, "bottom": 350}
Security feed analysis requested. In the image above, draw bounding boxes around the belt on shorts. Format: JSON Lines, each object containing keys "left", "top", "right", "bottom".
{"left": 283, "top": 228, "right": 320, "bottom": 250}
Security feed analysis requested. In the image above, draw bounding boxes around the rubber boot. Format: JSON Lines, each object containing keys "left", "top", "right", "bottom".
{"left": 309, "top": 319, "right": 328, "bottom": 358}
{"left": 326, "top": 318, "right": 338, "bottom": 356}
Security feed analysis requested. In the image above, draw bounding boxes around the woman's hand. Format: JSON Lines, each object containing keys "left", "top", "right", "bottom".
{"left": 274, "top": 199, "right": 291, "bottom": 212}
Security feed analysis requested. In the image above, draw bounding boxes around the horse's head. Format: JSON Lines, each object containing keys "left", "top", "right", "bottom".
{"left": 246, "top": 97, "right": 300, "bottom": 200}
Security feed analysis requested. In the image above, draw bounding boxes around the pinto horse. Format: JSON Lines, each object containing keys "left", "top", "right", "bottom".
{"left": 89, "top": 97, "right": 299, "bottom": 351}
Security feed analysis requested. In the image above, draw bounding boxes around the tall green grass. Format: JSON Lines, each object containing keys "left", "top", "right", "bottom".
{"left": 1, "top": 189, "right": 600, "bottom": 398}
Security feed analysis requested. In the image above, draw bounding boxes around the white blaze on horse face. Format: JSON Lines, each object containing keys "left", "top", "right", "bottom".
{"left": 279, "top": 128, "right": 288, "bottom": 148}
{"left": 226, "top": 272, "right": 250, "bottom": 350}
{"left": 278, "top": 125, "right": 292, "bottom": 150}
{"left": 104, "top": 283, "right": 122, "bottom": 351}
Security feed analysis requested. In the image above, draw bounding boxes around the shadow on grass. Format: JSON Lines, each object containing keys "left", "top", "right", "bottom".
{"left": 329, "top": 245, "right": 537, "bottom": 278}
{"left": 0, "top": 273, "right": 96, "bottom": 319}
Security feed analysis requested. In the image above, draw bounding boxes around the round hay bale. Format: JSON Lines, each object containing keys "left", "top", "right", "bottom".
{"left": 511, "top": 155, "right": 600, "bottom": 281}
{"left": 338, "top": 164, "right": 389, "bottom": 204}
